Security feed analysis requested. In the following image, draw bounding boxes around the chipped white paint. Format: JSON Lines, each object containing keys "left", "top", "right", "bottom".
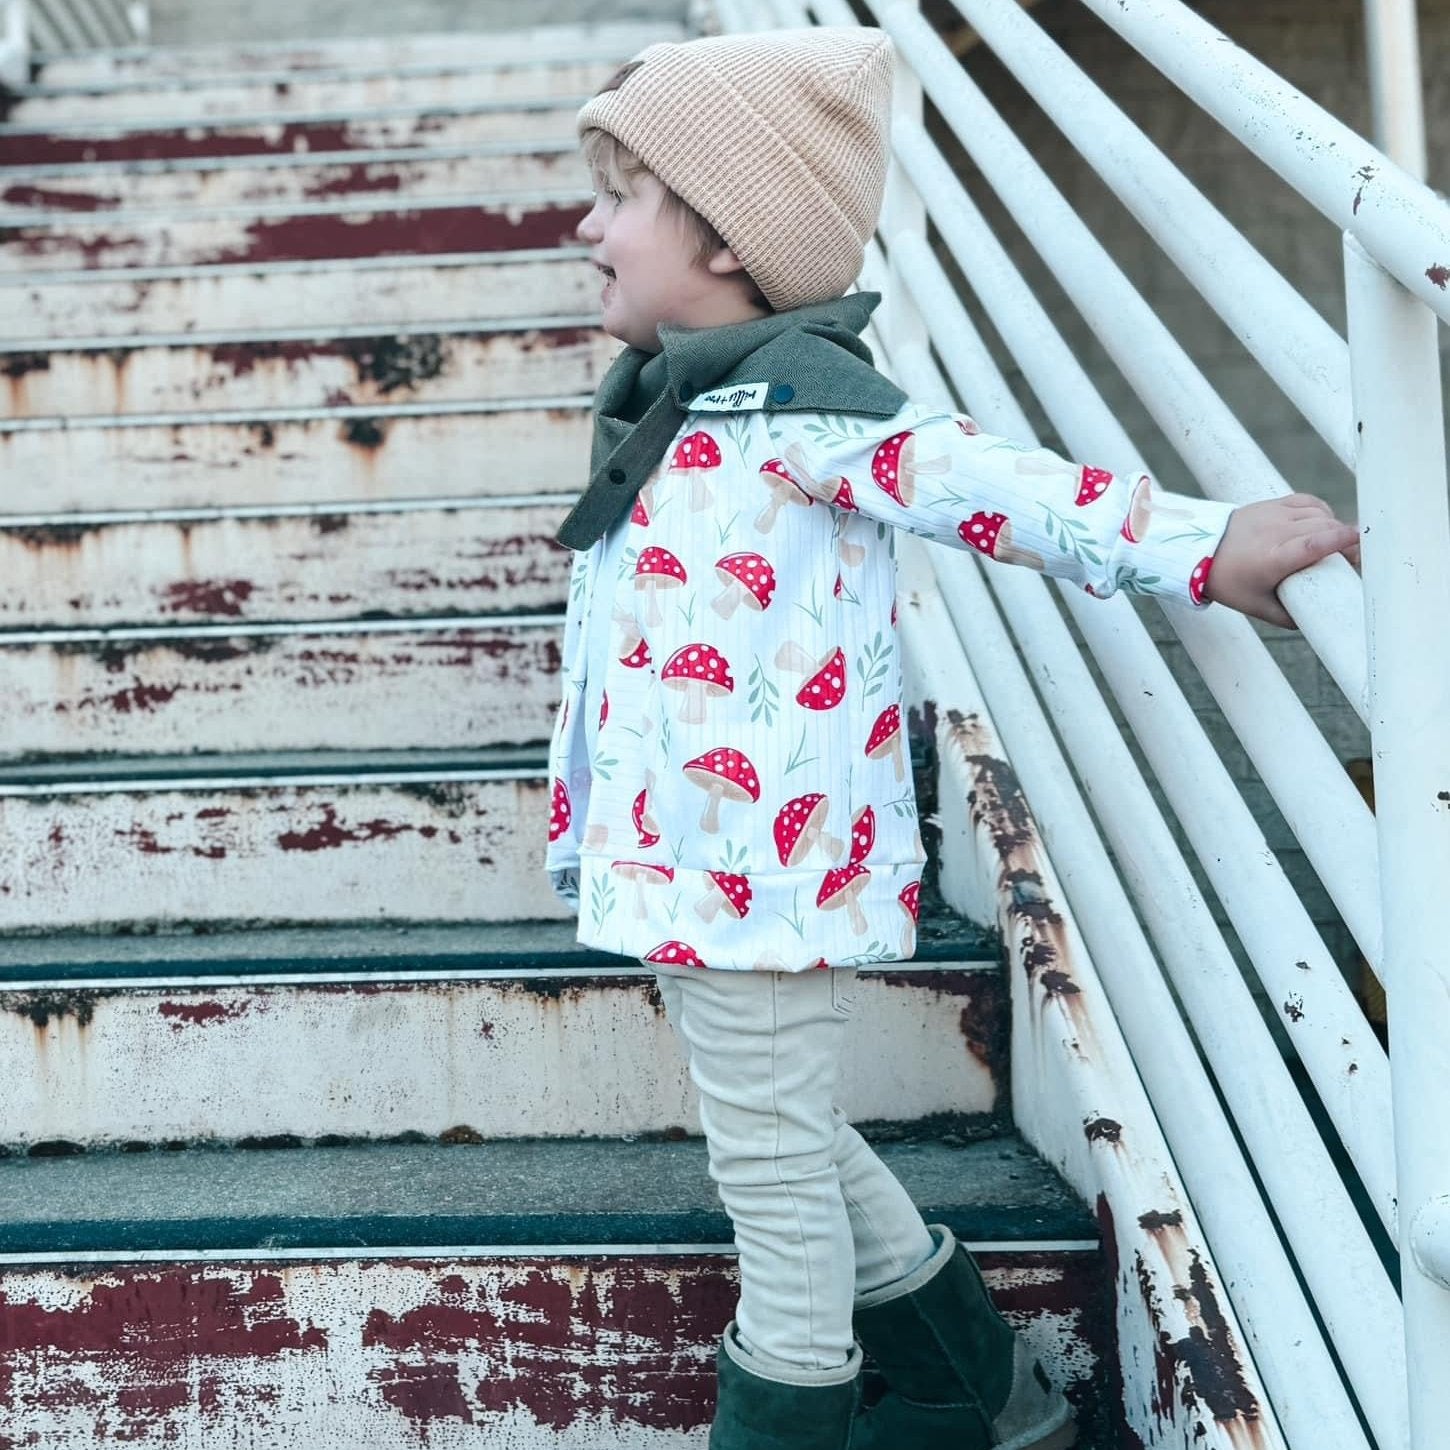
{"left": 0, "top": 772, "right": 567, "bottom": 930}
{"left": 0, "top": 617, "right": 566, "bottom": 759}
{"left": 0, "top": 402, "right": 591, "bottom": 513}
{"left": 0, "top": 145, "right": 587, "bottom": 214}
{"left": 0, "top": 499, "right": 573, "bottom": 627}
{"left": 0, "top": 323, "right": 617, "bottom": 418}
{"left": 1, "top": 251, "right": 598, "bottom": 341}
{"left": 0, "top": 967, "right": 1002, "bottom": 1146}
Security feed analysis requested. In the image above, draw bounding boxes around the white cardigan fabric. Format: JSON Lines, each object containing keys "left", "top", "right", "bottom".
{"left": 544, "top": 400, "right": 1234, "bottom": 972}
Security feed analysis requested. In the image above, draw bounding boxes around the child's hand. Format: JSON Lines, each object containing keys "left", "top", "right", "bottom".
{"left": 1204, "top": 494, "right": 1361, "bottom": 628}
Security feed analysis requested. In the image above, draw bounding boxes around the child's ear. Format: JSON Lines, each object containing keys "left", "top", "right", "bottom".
{"left": 705, "top": 245, "right": 750, "bottom": 277}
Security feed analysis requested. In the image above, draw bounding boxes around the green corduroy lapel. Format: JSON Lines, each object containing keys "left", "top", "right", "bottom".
{"left": 554, "top": 291, "right": 906, "bottom": 553}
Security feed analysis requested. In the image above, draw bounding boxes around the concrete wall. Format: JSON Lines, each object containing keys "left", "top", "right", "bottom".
{"left": 939, "top": 0, "right": 1449, "bottom": 985}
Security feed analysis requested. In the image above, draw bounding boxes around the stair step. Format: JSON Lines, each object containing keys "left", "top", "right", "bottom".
{"left": 0, "top": 1138, "right": 1112, "bottom": 1445}
{"left": 0, "top": 949, "right": 1003, "bottom": 1150}
{"left": 0, "top": 98, "right": 581, "bottom": 166}
{"left": 29, "top": 21, "right": 686, "bottom": 87}
{"left": 0, "top": 398, "right": 591, "bottom": 512}
{"left": 9, "top": 59, "right": 622, "bottom": 127}
{"left": 1, "top": 320, "right": 615, "bottom": 418}
{"left": 0, "top": 142, "right": 585, "bottom": 215}
{"left": 0, "top": 615, "right": 566, "bottom": 761}
{"left": 1, "top": 249, "right": 599, "bottom": 341}
{"left": 1, "top": 190, "right": 589, "bottom": 270}
{"left": 0, "top": 496, "right": 572, "bottom": 627}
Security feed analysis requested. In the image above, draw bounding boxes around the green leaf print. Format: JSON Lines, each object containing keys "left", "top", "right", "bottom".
{"left": 836, "top": 577, "right": 862, "bottom": 607}
{"left": 677, "top": 593, "right": 696, "bottom": 629}
{"left": 1039, "top": 506, "right": 1105, "bottom": 567}
{"left": 882, "top": 793, "right": 918, "bottom": 819}
{"left": 717, "top": 510, "right": 740, "bottom": 546}
{"left": 1155, "top": 524, "right": 1216, "bottom": 545}
{"left": 1105, "top": 566, "right": 1163, "bottom": 596}
{"left": 592, "top": 754, "right": 619, "bottom": 783}
{"left": 589, "top": 875, "right": 616, "bottom": 935}
{"left": 839, "top": 941, "right": 893, "bottom": 966}
{"left": 772, "top": 886, "right": 806, "bottom": 939}
{"left": 618, "top": 545, "right": 640, "bottom": 583}
{"left": 659, "top": 714, "right": 672, "bottom": 758}
{"left": 670, "top": 833, "right": 686, "bottom": 865}
{"left": 748, "top": 656, "right": 780, "bottom": 728}
{"left": 803, "top": 414, "right": 870, "bottom": 446}
{"left": 856, "top": 631, "right": 892, "bottom": 701}
{"left": 784, "top": 723, "right": 819, "bottom": 775}
{"left": 721, "top": 839, "right": 751, "bottom": 873}
{"left": 794, "top": 574, "right": 825, "bottom": 628}
{"left": 665, "top": 891, "right": 681, "bottom": 925}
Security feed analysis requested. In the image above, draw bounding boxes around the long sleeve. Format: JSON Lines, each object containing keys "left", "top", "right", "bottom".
{"left": 769, "top": 403, "right": 1235, "bottom": 608}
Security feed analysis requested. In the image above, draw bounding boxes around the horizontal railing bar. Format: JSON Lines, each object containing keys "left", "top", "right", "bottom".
{"left": 0, "top": 137, "right": 581, "bottom": 180}
{"left": 1076, "top": 0, "right": 1450, "bottom": 328}
{"left": 874, "top": 32, "right": 1370, "bottom": 719}
{"left": 894, "top": 528, "right": 1372, "bottom": 1448}
{"left": 0, "top": 612, "right": 564, "bottom": 646}
{"left": 0, "top": 767, "right": 547, "bottom": 797}
{"left": 947, "top": 0, "right": 1353, "bottom": 468}
{"left": 886, "top": 219, "right": 1385, "bottom": 977}
{"left": 881, "top": 323, "right": 1403, "bottom": 1444}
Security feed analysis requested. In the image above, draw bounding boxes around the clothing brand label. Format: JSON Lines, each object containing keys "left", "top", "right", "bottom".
{"left": 686, "top": 381, "right": 770, "bottom": 412}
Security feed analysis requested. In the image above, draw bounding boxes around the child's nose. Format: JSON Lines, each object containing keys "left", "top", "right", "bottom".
{"left": 576, "top": 200, "right": 604, "bottom": 243}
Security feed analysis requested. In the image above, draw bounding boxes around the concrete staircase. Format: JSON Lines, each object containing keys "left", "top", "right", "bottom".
{"left": 0, "top": 22, "right": 1119, "bottom": 1446}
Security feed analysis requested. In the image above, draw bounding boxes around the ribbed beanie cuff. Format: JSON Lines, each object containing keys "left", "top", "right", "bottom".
{"left": 577, "top": 28, "right": 895, "bottom": 311}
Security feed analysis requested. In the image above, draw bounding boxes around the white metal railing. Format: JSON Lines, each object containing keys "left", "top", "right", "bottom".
{"left": 0, "top": 0, "right": 148, "bottom": 87}
{"left": 711, "top": 0, "right": 1445, "bottom": 1445}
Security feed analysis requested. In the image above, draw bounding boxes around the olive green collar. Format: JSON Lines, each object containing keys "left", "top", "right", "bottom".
{"left": 554, "top": 292, "right": 906, "bottom": 552}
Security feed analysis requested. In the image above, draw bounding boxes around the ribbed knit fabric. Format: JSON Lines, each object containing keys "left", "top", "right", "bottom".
{"left": 576, "top": 27, "right": 894, "bottom": 312}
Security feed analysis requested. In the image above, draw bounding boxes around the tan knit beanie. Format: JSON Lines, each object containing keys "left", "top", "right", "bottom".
{"left": 576, "top": 28, "right": 894, "bottom": 312}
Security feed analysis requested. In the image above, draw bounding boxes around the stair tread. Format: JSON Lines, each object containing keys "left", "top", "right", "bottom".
{"left": 0, "top": 1135, "right": 1091, "bottom": 1253}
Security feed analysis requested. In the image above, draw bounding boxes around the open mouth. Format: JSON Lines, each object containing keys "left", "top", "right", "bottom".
{"left": 595, "top": 263, "right": 616, "bottom": 279}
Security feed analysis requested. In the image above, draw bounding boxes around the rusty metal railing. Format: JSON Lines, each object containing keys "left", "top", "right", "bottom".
{"left": 709, "top": 0, "right": 1447, "bottom": 1446}
{"left": 1, "top": 0, "right": 149, "bottom": 87}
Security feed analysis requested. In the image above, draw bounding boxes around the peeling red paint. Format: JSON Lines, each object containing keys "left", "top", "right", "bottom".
{"left": 1, "top": 183, "right": 111, "bottom": 212}
{"left": 276, "top": 803, "right": 419, "bottom": 852}
{"left": 1426, "top": 264, "right": 1448, "bottom": 290}
{"left": 158, "top": 999, "right": 251, "bottom": 1028}
{"left": 158, "top": 579, "right": 255, "bottom": 617}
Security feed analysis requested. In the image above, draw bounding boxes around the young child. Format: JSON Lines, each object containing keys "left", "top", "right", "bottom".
{"left": 542, "top": 27, "right": 1358, "bottom": 1450}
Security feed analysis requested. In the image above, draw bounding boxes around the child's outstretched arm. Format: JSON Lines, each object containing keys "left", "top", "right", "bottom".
{"left": 1200, "top": 494, "right": 1360, "bottom": 627}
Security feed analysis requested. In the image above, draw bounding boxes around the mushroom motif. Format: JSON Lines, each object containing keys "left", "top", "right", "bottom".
{"left": 634, "top": 546, "right": 687, "bottom": 625}
{"left": 899, "top": 880, "right": 921, "bottom": 957}
{"left": 683, "top": 747, "right": 760, "bottom": 833}
{"left": 630, "top": 487, "right": 653, "bottom": 527}
{"left": 697, "top": 870, "right": 753, "bottom": 923}
{"left": 644, "top": 939, "right": 707, "bottom": 969}
{"left": 773, "top": 793, "right": 845, "bottom": 867}
{"left": 1121, "top": 474, "right": 1196, "bottom": 543}
{"left": 669, "top": 431, "right": 723, "bottom": 511}
{"left": 1076, "top": 465, "right": 1114, "bottom": 507}
{"left": 830, "top": 476, "right": 859, "bottom": 512}
{"left": 834, "top": 517, "right": 866, "bottom": 568}
{"left": 598, "top": 691, "right": 609, "bottom": 733}
{"left": 713, "top": 552, "right": 777, "bottom": 619}
{"left": 956, "top": 415, "right": 981, "bottom": 437}
{"left": 865, "top": 705, "right": 905, "bottom": 783}
{"left": 850, "top": 805, "right": 875, "bottom": 866}
{"left": 956, "top": 511, "right": 1046, "bottom": 570}
{"left": 1189, "top": 555, "right": 1214, "bottom": 606}
{"left": 756, "top": 458, "right": 814, "bottom": 533}
{"left": 614, "top": 605, "right": 644, "bottom": 662}
{"left": 548, "top": 778, "right": 571, "bottom": 843}
{"left": 583, "top": 822, "right": 609, "bottom": 849}
{"left": 632, "top": 787, "right": 660, "bottom": 848}
{"left": 620, "top": 636, "right": 652, "bottom": 669}
{"left": 661, "top": 643, "right": 734, "bottom": 724}
{"left": 775, "top": 640, "right": 846, "bottom": 711}
{"left": 818, "top": 863, "right": 871, "bottom": 935}
{"left": 612, "top": 860, "right": 675, "bottom": 918}
{"left": 871, "top": 431, "right": 948, "bottom": 508}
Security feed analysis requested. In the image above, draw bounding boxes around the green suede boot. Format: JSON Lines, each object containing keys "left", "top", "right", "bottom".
{"left": 709, "top": 1321, "right": 863, "bottom": 1449}
{"left": 851, "top": 1225, "right": 1077, "bottom": 1450}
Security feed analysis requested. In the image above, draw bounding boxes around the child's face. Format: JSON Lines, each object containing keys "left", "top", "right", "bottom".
{"left": 577, "top": 161, "right": 760, "bottom": 353}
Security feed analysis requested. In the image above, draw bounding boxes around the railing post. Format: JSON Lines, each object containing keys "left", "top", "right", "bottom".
{"left": 0, "top": 0, "right": 29, "bottom": 89}
{"left": 1362, "top": 0, "right": 1427, "bottom": 180}
{"left": 1344, "top": 232, "right": 1450, "bottom": 1450}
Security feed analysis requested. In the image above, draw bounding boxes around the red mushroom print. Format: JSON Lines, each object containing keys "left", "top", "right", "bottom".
{"left": 756, "top": 458, "right": 814, "bottom": 533}
{"left": 598, "top": 691, "right": 609, "bottom": 733}
{"left": 818, "top": 863, "right": 871, "bottom": 935}
{"left": 871, "top": 431, "right": 947, "bottom": 508}
{"left": 683, "top": 747, "right": 760, "bottom": 833}
{"left": 957, "top": 511, "right": 1046, "bottom": 570}
{"left": 830, "top": 477, "right": 859, "bottom": 511}
{"left": 632, "top": 787, "right": 660, "bottom": 848}
{"left": 865, "top": 705, "right": 905, "bottom": 783}
{"left": 1122, "top": 474, "right": 1196, "bottom": 542}
{"left": 612, "top": 860, "right": 675, "bottom": 918}
{"left": 773, "top": 793, "right": 845, "bottom": 867}
{"left": 548, "top": 778, "right": 572, "bottom": 843}
{"left": 899, "top": 880, "right": 921, "bottom": 957}
{"left": 833, "top": 573, "right": 843, "bottom": 599}
{"left": 956, "top": 415, "right": 981, "bottom": 437}
{"left": 773, "top": 644, "right": 846, "bottom": 711}
{"left": 1076, "top": 466, "right": 1113, "bottom": 507}
{"left": 850, "top": 805, "right": 875, "bottom": 866}
{"left": 712, "top": 552, "right": 777, "bottom": 619}
{"left": 644, "top": 940, "right": 707, "bottom": 969}
{"left": 1189, "top": 555, "right": 1214, "bottom": 606}
{"left": 620, "top": 636, "right": 651, "bottom": 669}
{"left": 614, "top": 605, "right": 644, "bottom": 662}
{"left": 697, "top": 870, "right": 753, "bottom": 924}
{"left": 634, "top": 546, "right": 687, "bottom": 625}
{"left": 630, "top": 490, "right": 651, "bottom": 527}
{"left": 661, "top": 643, "right": 734, "bottom": 724}
{"left": 669, "top": 431, "right": 723, "bottom": 511}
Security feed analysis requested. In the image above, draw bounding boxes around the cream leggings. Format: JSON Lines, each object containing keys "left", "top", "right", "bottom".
{"left": 653, "top": 963, "right": 937, "bottom": 1374}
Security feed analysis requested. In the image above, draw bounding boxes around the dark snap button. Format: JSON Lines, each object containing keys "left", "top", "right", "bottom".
{"left": 772, "top": 383, "right": 795, "bottom": 404}
{"left": 609, "top": 468, "right": 627, "bottom": 484}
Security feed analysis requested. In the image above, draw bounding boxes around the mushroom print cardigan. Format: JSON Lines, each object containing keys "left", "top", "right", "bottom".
{"left": 543, "top": 317, "right": 1236, "bottom": 974}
